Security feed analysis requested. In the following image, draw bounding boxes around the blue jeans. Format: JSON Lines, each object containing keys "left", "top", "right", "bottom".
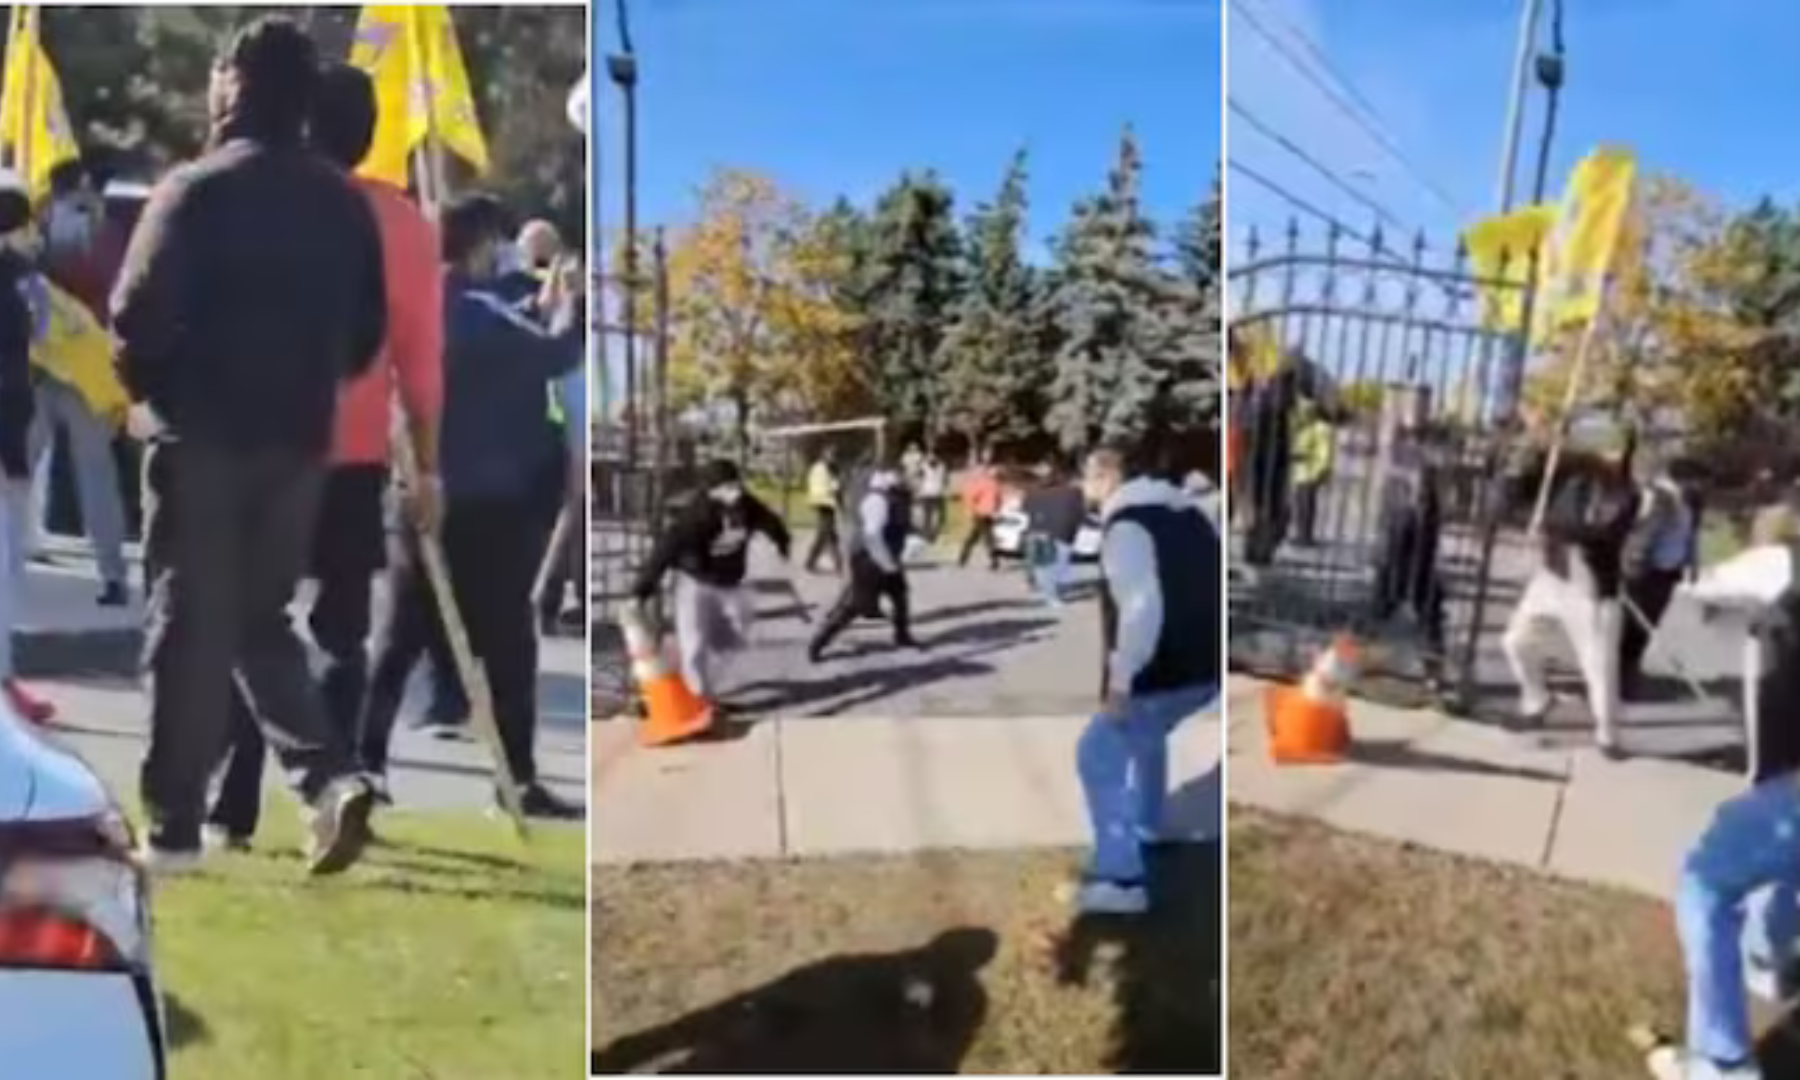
{"left": 1031, "top": 536, "right": 1072, "bottom": 604}
{"left": 1678, "top": 774, "right": 1800, "bottom": 1063}
{"left": 1077, "top": 681, "right": 1219, "bottom": 883}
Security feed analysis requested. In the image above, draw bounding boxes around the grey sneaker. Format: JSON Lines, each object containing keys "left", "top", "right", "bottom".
{"left": 305, "top": 776, "right": 376, "bottom": 877}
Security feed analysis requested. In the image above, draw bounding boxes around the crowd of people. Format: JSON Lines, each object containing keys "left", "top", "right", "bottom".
{"left": 0, "top": 16, "right": 586, "bottom": 874}
{"left": 633, "top": 434, "right": 1221, "bottom": 917}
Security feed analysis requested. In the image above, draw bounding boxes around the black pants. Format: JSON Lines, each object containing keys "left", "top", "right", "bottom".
{"left": 1371, "top": 514, "right": 1447, "bottom": 677}
{"left": 958, "top": 514, "right": 997, "bottom": 569}
{"left": 1293, "top": 478, "right": 1323, "bottom": 545}
{"left": 208, "top": 464, "right": 387, "bottom": 839}
{"left": 140, "top": 440, "right": 351, "bottom": 851}
{"left": 530, "top": 448, "right": 572, "bottom": 625}
{"left": 805, "top": 505, "right": 841, "bottom": 573}
{"left": 1620, "top": 567, "right": 1683, "bottom": 695}
{"left": 362, "top": 497, "right": 542, "bottom": 787}
{"left": 811, "top": 553, "right": 913, "bottom": 654}
{"left": 918, "top": 496, "right": 946, "bottom": 542}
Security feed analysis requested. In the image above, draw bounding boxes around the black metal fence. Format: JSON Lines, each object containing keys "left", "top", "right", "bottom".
{"left": 1227, "top": 221, "right": 1537, "bottom": 703}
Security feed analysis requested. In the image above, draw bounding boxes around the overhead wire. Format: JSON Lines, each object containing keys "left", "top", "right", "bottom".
{"left": 1227, "top": 0, "right": 1466, "bottom": 216}
{"left": 1228, "top": 97, "right": 1412, "bottom": 235}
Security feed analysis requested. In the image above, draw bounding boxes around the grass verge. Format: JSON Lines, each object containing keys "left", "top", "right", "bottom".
{"left": 157, "top": 809, "right": 585, "bottom": 1079}
{"left": 592, "top": 845, "right": 1219, "bottom": 1074}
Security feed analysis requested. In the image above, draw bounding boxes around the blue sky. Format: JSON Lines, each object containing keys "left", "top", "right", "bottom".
{"left": 594, "top": 0, "right": 1219, "bottom": 261}
{"left": 1227, "top": 0, "right": 1800, "bottom": 256}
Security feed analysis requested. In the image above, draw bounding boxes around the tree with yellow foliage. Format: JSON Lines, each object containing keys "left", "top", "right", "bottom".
{"left": 1522, "top": 175, "right": 1761, "bottom": 442}
{"left": 656, "top": 168, "right": 864, "bottom": 448}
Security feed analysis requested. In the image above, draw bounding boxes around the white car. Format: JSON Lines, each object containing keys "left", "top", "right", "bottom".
{"left": 990, "top": 493, "right": 1104, "bottom": 561}
{"left": 0, "top": 704, "right": 165, "bottom": 1078}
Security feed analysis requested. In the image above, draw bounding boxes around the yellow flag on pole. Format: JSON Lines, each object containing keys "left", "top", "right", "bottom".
{"left": 1462, "top": 204, "right": 1557, "bottom": 332}
{"left": 350, "top": 6, "right": 489, "bottom": 187}
{"left": 0, "top": 5, "right": 78, "bottom": 202}
{"left": 1539, "top": 146, "right": 1636, "bottom": 332}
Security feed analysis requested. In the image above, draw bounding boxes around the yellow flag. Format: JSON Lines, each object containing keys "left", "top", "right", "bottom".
{"left": 0, "top": 6, "right": 78, "bottom": 202}
{"left": 350, "top": 6, "right": 488, "bottom": 187}
{"left": 1539, "top": 146, "right": 1636, "bottom": 331}
{"left": 416, "top": 6, "right": 488, "bottom": 174}
{"left": 1462, "top": 204, "right": 1556, "bottom": 332}
{"left": 25, "top": 277, "right": 127, "bottom": 425}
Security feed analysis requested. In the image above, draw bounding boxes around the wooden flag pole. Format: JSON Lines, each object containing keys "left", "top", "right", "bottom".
{"left": 400, "top": 16, "right": 529, "bottom": 838}
{"left": 1526, "top": 275, "right": 1613, "bottom": 539}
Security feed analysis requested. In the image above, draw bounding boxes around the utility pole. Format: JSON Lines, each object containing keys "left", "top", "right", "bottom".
{"left": 1494, "top": 0, "right": 1543, "bottom": 213}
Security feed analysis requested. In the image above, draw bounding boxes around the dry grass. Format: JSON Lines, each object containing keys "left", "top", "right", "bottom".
{"left": 1229, "top": 808, "right": 1741, "bottom": 1079}
{"left": 592, "top": 844, "right": 1218, "bottom": 1074}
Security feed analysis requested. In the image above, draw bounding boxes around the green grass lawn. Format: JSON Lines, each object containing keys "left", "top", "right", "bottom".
{"left": 156, "top": 809, "right": 585, "bottom": 1080}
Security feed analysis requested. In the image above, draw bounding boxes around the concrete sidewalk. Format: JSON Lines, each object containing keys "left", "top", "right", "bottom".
{"left": 591, "top": 710, "right": 1222, "bottom": 864}
{"left": 1228, "top": 674, "right": 1742, "bottom": 902}
{"left": 15, "top": 545, "right": 587, "bottom": 813}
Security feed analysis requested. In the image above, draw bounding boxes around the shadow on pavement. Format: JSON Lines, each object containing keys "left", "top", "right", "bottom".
{"left": 738, "top": 623, "right": 1052, "bottom": 719}
{"left": 590, "top": 927, "right": 998, "bottom": 1074}
{"left": 1163, "top": 764, "right": 1221, "bottom": 840}
{"left": 1346, "top": 738, "right": 1564, "bottom": 782}
{"left": 1049, "top": 843, "right": 1221, "bottom": 1074}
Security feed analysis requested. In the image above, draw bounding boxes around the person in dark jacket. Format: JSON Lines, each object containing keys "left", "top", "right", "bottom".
{"left": 633, "top": 459, "right": 791, "bottom": 707}
{"left": 809, "top": 463, "right": 926, "bottom": 661}
{"left": 1617, "top": 454, "right": 1701, "bottom": 701}
{"left": 0, "top": 169, "right": 51, "bottom": 724}
{"left": 359, "top": 191, "right": 583, "bottom": 821}
{"left": 1024, "top": 462, "right": 1086, "bottom": 606}
{"left": 1075, "top": 445, "right": 1220, "bottom": 916}
{"left": 1501, "top": 436, "right": 1640, "bottom": 758}
{"left": 111, "top": 18, "right": 387, "bottom": 874}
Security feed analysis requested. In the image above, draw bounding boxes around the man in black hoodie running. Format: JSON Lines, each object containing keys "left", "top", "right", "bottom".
{"left": 633, "top": 460, "right": 791, "bottom": 708}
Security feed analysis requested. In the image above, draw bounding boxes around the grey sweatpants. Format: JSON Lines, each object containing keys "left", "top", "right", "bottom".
{"left": 29, "top": 376, "right": 127, "bottom": 584}
{"left": 672, "top": 571, "right": 750, "bottom": 701}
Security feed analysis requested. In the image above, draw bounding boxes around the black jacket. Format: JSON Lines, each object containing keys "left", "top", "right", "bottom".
{"left": 1027, "top": 483, "right": 1087, "bottom": 544}
{"left": 109, "top": 137, "right": 386, "bottom": 457}
{"left": 634, "top": 492, "right": 792, "bottom": 598}
{"left": 0, "top": 252, "right": 33, "bottom": 478}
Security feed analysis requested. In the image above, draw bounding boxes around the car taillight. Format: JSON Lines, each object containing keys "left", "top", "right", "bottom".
{"left": 0, "top": 906, "right": 122, "bottom": 969}
{"left": 0, "top": 817, "right": 146, "bottom": 973}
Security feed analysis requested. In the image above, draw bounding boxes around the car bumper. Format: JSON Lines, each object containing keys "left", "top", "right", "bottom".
{"left": 0, "top": 969, "right": 165, "bottom": 1078}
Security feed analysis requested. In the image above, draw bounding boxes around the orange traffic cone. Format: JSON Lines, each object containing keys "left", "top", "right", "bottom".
{"left": 620, "top": 605, "right": 713, "bottom": 748}
{"left": 1266, "top": 634, "right": 1356, "bottom": 764}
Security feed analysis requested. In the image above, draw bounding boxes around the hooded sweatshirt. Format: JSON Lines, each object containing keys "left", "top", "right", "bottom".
{"left": 1099, "top": 476, "right": 1222, "bottom": 699}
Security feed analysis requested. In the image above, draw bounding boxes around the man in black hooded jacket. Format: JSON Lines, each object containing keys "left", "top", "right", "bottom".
{"left": 111, "top": 17, "right": 387, "bottom": 874}
{"left": 633, "top": 460, "right": 791, "bottom": 708}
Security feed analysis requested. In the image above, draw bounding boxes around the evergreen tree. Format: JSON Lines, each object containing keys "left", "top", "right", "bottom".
{"left": 1044, "top": 129, "right": 1168, "bottom": 453}
{"left": 1046, "top": 131, "right": 1219, "bottom": 457}
{"left": 938, "top": 148, "right": 1047, "bottom": 452}
{"left": 860, "top": 172, "right": 965, "bottom": 442}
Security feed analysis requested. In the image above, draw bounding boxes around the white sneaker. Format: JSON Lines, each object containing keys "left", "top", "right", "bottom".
{"left": 1074, "top": 879, "right": 1149, "bottom": 916}
{"left": 137, "top": 843, "right": 204, "bottom": 877}
{"left": 1646, "top": 1045, "right": 1762, "bottom": 1079}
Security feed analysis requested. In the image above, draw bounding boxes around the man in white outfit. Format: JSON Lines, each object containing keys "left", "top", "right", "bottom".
{"left": 1502, "top": 444, "right": 1640, "bottom": 757}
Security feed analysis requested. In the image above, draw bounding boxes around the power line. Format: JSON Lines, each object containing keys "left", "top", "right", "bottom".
{"left": 1244, "top": 0, "right": 1396, "bottom": 153}
{"left": 1228, "top": 0, "right": 1465, "bottom": 216}
{"left": 1227, "top": 159, "right": 1379, "bottom": 249}
{"left": 1228, "top": 97, "right": 1412, "bottom": 235}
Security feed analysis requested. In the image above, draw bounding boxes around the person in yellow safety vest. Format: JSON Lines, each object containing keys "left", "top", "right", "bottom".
{"left": 1290, "top": 400, "right": 1334, "bottom": 547}
{"left": 804, "top": 446, "right": 843, "bottom": 574}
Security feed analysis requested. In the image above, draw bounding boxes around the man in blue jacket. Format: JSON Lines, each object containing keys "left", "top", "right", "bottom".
{"left": 359, "top": 192, "right": 583, "bottom": 820}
